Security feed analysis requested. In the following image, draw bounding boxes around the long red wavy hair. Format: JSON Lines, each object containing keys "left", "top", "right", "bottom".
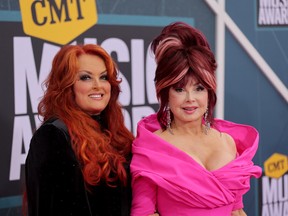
{"left": 38, "top": 44, "right": 134, "bottom": 187}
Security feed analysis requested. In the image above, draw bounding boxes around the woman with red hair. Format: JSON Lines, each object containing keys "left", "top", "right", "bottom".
{"left": 25, "top": 44, "right": 134, "bottom": 215}
{"left": 130, "top": 22, "right": 262, "bottom": 216}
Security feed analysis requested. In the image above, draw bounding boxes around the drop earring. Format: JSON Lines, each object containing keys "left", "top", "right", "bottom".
{"left": 166, "top": 106, "right": 173, "bottom": 135}
{"left": 204, "top": 108, "right": 210, "bottom": 135}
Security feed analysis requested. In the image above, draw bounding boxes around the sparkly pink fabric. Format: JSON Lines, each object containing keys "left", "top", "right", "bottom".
{"left": 131, "top": 114, "right": 262, "bottom": 216}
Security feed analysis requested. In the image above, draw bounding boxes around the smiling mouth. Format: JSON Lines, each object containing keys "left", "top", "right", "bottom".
{"left": 89, "top": 94, "right": 103, "bottom": 98}
{"left": 183, "top": 107, "right": 197, "bottom": 111}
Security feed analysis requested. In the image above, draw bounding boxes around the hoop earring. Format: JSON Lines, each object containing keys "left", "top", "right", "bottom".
{"left": 166, "top": 106, "right": 173, "bottom": 135}
{"left": 204, "top": 108, "right": 210, "bottom": 135}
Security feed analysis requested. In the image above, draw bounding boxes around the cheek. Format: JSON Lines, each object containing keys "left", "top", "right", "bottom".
{"left": 169, "top": 92, "right": 184, "bottom": 105}
{"left": 168, "top": 90, "right": 177, "bottom": 102}
{"left": 73, "top": 84, "right": 89, "bottom": 105}
{"left": 105, "top": 83, "right": 112, "bottom": 96}
{"left": 201, "top": 93, "right": 209, "bottom": 107}
{"left": 73, "top": 83, "right": 89, "bottom": 95}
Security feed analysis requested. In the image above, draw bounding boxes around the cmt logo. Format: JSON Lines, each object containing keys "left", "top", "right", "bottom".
{"left": 20, "top": 0, "right": 98, "bottom": 45}
{"left": 264, "top": 153, "right": 288, "bottom": 178}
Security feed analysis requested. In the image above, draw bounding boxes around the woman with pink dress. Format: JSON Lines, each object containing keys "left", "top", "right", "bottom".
{"left": 130, "top": 22, "right": 262, "bottom": 216}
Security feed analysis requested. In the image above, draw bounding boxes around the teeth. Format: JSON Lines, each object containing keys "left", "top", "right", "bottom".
{"left": 90, "top": 94, "right": 102, "bottom": 98}
{"left": 184, "top": 107, "right": 195, "bottom": 111}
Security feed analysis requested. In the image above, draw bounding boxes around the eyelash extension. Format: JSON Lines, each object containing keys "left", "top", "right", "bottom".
{"left": 79, "top": 74, "right": 91, "bottom": 81}
{"left": 100, "top": 74, "right": 108, "bottom": 80}
{"left": 196, "top": 85, "right": 205, "bottom": 91}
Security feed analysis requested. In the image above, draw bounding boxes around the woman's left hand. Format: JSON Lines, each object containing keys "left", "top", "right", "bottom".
{"left": 231, "top": 209, "right": 247, "bottom": 216}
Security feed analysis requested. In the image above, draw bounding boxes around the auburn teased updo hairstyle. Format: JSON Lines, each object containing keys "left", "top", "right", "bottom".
{"left": 38, "top": 44, "right": 134, "bottom": 187}
{"left": 151, "top": 22, "right": 218, "bottom": 129}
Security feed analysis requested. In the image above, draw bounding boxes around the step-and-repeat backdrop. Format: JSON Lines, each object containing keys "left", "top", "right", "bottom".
{"left": 0, "top": 1, "right": 287, "bottom": 215}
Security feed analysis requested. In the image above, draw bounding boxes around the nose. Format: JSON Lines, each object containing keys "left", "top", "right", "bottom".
{"left": 186, "top": 91, "right": 195, "bottom": 102}
{"left": 92, "top": 78, "right": 101, "bottom": 88}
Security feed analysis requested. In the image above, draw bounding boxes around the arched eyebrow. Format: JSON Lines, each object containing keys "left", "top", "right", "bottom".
{"left": 78, "top": 70, "right": 108, "bottom": 75}
{"left": 78, "top": 70, "right": 92, "bottom": 75}
{"left": 99, "top": 70, "right": 108, "bottom": 75}
{"left": 193, "top": 82, "right": 203, "bottom": 86}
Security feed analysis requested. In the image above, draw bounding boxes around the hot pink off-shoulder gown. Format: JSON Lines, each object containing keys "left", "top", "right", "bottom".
{"left": 130, "top": 114, "right": 262, "bottom": 216}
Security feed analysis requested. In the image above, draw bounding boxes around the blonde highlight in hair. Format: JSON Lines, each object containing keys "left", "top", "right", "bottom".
{"left": 151, "top": 22, "right": 217, "bottom": 129}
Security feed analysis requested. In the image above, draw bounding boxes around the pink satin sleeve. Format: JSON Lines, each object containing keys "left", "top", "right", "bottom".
{"left": 232, "top": 152, "right": 244, "bottom": 211}
{"left": 233, "top": 194, "right": 243, "bottom": 210}
{"left": 131, "top": 176, "right": 157, "bottom": 216}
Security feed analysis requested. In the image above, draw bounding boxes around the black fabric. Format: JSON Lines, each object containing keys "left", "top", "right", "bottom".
{"left": 25, "top": 118, "right": 132, "bottom": 216}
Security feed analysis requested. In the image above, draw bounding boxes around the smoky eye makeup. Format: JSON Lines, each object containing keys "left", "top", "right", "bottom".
{"left": 174, "top": 87, "right": 185, "bottom": 92}
{"left": 77, "top": 71, "right": 92, "bottom": 81}
{"left": 100, "top": 72, "right": 108, "bottom": 80}
{"left": 195, "top": 84, "right": 205, "bottom": 91}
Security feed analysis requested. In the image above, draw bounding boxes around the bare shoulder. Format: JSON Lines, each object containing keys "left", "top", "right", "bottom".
{"left": 222, "top": 132, "right": 235, "bottom": 143}
{"left": 210, "top": 128, "right": 237, "bottom": 158}
{"left": 221, "top": 132, "right": 237, "bottom": 152}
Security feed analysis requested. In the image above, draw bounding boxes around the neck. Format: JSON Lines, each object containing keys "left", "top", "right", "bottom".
{"left": 171, "top": 120, "right": 205, "bottom": 136}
